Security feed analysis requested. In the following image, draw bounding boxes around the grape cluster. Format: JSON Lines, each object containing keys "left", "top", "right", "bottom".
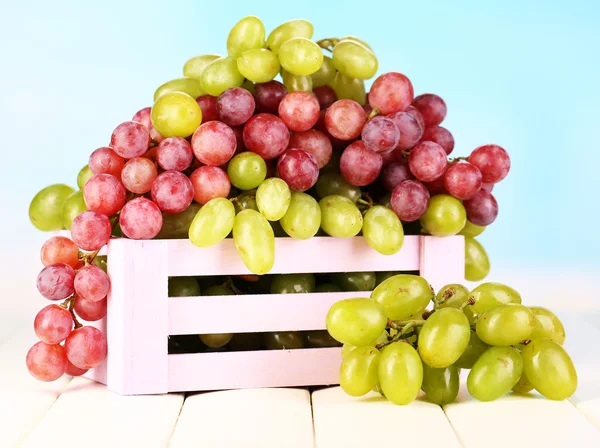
{"left": 327, "top": 275, "right": 577, "bottom": 405}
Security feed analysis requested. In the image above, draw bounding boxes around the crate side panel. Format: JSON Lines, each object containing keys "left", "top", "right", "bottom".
{"left": 420, "top": 236, "right": 465, "bottom": 292}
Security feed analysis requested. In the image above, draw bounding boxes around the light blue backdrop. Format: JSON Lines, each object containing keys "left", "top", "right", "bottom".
{"left": 1, "top": 0, "right": 599, "bottom": 269}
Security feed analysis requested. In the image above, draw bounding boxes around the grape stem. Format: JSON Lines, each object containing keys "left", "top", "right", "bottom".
{"left": 223, "top": 277, "right": 243, "bottom": 295}
{"left": 460, "top": 297, "right": 475, "bottom": 310}
{"left": 367, "top": 108, "right": 380, "bottom": 120}
{"left": 316, "top": 38, "right": 339, "bottom": 52}
{"left": 448, "top": 156, "right": 468, "bottom": 163}
{"left": 61, "top": 296, "right": 83, "bottom": 329}
{"left": 387, "top": 319, "right": 426, "bottom": 330}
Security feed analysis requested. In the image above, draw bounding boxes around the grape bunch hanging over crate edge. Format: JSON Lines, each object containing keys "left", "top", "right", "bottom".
{"left": 26, "top": 16, "right": 576, "bottom": 406}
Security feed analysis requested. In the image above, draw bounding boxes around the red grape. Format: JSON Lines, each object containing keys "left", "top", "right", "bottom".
{"left": 34, "top": 304, "right": 73, "bottom": 344}
{"left": 390, "top": 180, "right": 430, "bottom": 222}
{"left": 74, "top": 265, "right": 110, "bottom": 303}
{"left": 315, "top": 110, "right": 346, "bottom": 149}
{"left": 277, "top": 149, "right": 319, "bottom": 192}
{"left": 463, "top": 190, "right": 499, "bottom": 226}
{"left": 26, "top": 342, "right": 68, "bottom": 382}
{"left": 40, "top": 236, "right": 79, "bottom": 268}
{"left": 380, "top": 162, "right": 415, "bottom": 191}
{"left": 83, "top": 174, "right": 127, "bottom": 216}
{"left": 156, "top": 137, "right": 194, "bottom": 171}
{"left": 423, "top": 174, "right": 448, "bottom": 195}
{"left": 361, "top": 116, "right": 400, "bottom": 154}
{"left": 243, "top": 113, "right": 290, "bottom": 160}
{"left": 119, "top": 197, "right": 163, "bottom": 239}
{"left": 66, "top": 360, "right": 88, "bottom": 376}
{"left": 232, "top": 126, "right": 246, "bottom": 154}
{"left": 121, "top": 157, "right": 158, "bottom": 194}
{"left": 142, "top": 146, "right": 158, "bottom": 162}
{"left": 481, "top": 182, "right": 494, "bottom": 192}
{"left": 71, "top": 211, "right": 112, "bottom": 251}
{"left": 288, "top": 129, "right": 332, "bottom": 168}
{"left": 325, "top": 100, "right": 366, "bottom": 140}
{"left": 191, "top": 121, "right": 237, "bottom": 166}
{"left": 340, "top": 141, "right": 383, "bottom": 186}
{"left": 405, "top": 105, "right": 426, "bottom": 130}
{"left": 217, "top": 87, "right": 256, "bottom": 126}
{"left": 278, "top": 91, "right": 320, "bottom": 132}
{"left": 74, "top": 296, "right": 107, "bottom": 322}
{"left": 444, "top": 162, "right": 482, "bottom": 200}
{"left": 411, "top": 94, "right": 447, "bottom": 127}
{"left": 254, "top": 81, "right": 287, "bottom": 114}
{"left": 314, "top": 85, "right": 337, "bottom": 109}
{"left": 64, "top": 326, "right": 107, "bottom": 370}
{"left": 421, "top": 126, "right": 455, "bottom": 155}
{"left": 408, "top": 141, "right": 448, "bottom": 182}
{"left": 368, "top": 72, "right": 414, "bottom": 115}
{"left": 149, "top": 125, "right": 165, "bottom": 143}
{"left": 388, "top": 111, "right": 424, "bottom": 151}
{"left": 190, "top": 166, "right": 231, "bottom": 205}
{"left": 110, "top": 121, "right": 151, "bottom": 159}
{"left": 132, "top": 107, "right": 152, "bottom": 129}
{"left": 468, "top": 144, "right": 511, "bottom": 183}
{"left": 195, "top": 95, "right": 218, "bottom": 123}
{"left": 37, "top": 264, "right": 75, "bottom": 301}
{"left": 88, "top": 147, "right": 125, "bottom": 177}
{"left": 151, "top": 171, "right": 194, "bottom": 213}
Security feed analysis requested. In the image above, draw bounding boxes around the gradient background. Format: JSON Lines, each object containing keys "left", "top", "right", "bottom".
{"left": 1, "top": 0, "right": 599, "bottom": 326}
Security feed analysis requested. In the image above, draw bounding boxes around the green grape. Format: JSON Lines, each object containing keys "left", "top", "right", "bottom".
{"left": 304, "top": 330, "right": 341, "bottom": 348}
{"left": 153, "top": 77, "right": 204, "bottom": 102}
{"left": 93, "top": 255, "right": 108, "bottom": 273}
{"left": 278, "top": 38, "right": 323, "bottom": 76}
{"left": 270, "top": 220, "right": 287, "bottom": 237}
{"left": 316, "top": 283, "right": 341, "bottom": 293}
{"left": 156, "top": 204, "right": 202, "bottom": 239}
{"left": 320, "top": 150, "right": 342, "bottom": 174}
{"left": 228, "top": 333, "right": 263, "bottom": 351}
{"left": 465, "top": 237, "right": 490, "bottom": 281}
{"left": 280, "top": 192, "right": 321, "bottom": 239}
{"left": 332, "top": 272, "right": 376, "bottom": 292}
{"left": 203, "top": 285, "right": 235, "bottom": 296}
{"left": 29, "top": 184, "right": 75, "bottom": 231}
{"left": 375, "top": 271, "right": 401, "bottom": 286}
{"left": 263, "top": 332, "right": 304, "bottom": 350}
{"left": 420, "top": 194, "right": 467, "bottom": 237}
{"left": 476, "top": 304, "right": 535, "bottom": 346}
{"left": 529, "top": 307, "right": 566, "bottom": 345}
{"left": 467, "top": 346, "right": 523, "bottom": 402}
{"left": 512, "top": 371, "right": 535, "bottom": 394}
{"left": 315, "top": 172, "right": 361, "bottom": 202}
{"left": 340, "top": 346, "right": 381, "bottom": 397}
{"left": 454, "top": 332, "right": 489, "bottom": 369}
{"left": 340, "top": 36, "right": 373, "bottom": 51}
{"left": 183, "top": 54, "right": 221, "bottom": 79}
{"left": 311, "top": 56, "right": 336, "bottom": 88}
{"left": 227, "top": 16, "right": 265, "bottom": 58}
{"left": 363, "top": 206, "right": 404, "bottom": 255}
{"left": 189, "top": 198, "right": 235, "bottom": 247}
{"left": 237, "top": 48, "right": 280, "bottom": 83}
{"left": 227, "top": 152, "right": 267, "bottom": 191}
{"left": 470, "top": 282, "right": 522, "bottom": 314}
{"left": 256, "top": 178, "right": 291, "bottom": 221}
{"left": 342, "top": 344, "right": 356, "bottom": 359}
{"left": 233, "top": 209, "right": 275, "bottom": 275}
{"left": 436, "top": 284, "right": 470, "bottom": 309}
{"left": 421, "top": 363, "right": 460, "bottom": 405}
{"left": 151, "top": 91, "right": 202, "bottom": 138}
{"left": 233, "top": 190, "right": 258, "bottom": 213}
{"left": 168, "top": 277, "right": 201, "bottom": 297}
{"left": 319, "top": 195, "right": 363, "bottom": 238}
{"left": 241, "top": 79, "right": 255, "bottom": 94}
{"left": 77, "top": 165, "right": 93, "bottom": 190}
{"left": 200, "top": 56, "right": 245, "bottom": 97}
{"left": 281, "top": 69, "right": 313, "bottom": 92}
{"left": 459, "top": 220, "right": 486, "bottom": 238}
{"left": 371, "top": 274, "right": 432, "bottom": 320}
{"left": 522, "top": 340, "right": 577, "bottom": 400}
{"left": 200, "top": 333, "right": 233, "bottom": 348}
{"left": 326, "top": 298, "right": 387, "bottom": 346}
{"left": 378, "top": 342, "right": 423, "bottom": 405}
{"left": 267, "top": 19, "right": 314, "bottom": 55}
{"left": 62, "top": 190, "right": 87, "bottom": 230}
{"left": 271, "top": 274, "right": 315, "bottom": 294}
{"left": 332, "top": 40, "right": 378, "bottom": 80}
{"left": 418, "top": 308, "right": 470, "bottom": 368}
{"left": 331, "top": 72, "right": 366, "bottom": 105}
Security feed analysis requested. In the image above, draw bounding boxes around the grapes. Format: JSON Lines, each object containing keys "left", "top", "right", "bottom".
{"left": 421, "top": 363, "right": 460, "bottom": 405}
{"left": 512, "top": 372, "right": 535, "bottom": 394}
{"left": 64, "top": 326, "right": 108, "bottom": 370}
{"left": 66, "top": 360, "right": 88, "bottom": 377}
{"left": 217, "top": 87, "right": 255, "bottom": 126}
{"left": 121, "top": 157, "right": 158, "bottom": 194}
{"left": 316, "top": 172, "right": 361, "bottom": 202}
{"left": 304, "top": 331, "right": 341, "bottom": 348}
{"left": 390, "top": 180, "right": 430, "bottom": 222}
{"left": 29, "top": 184, "right": 75, "bottom": 231}
{"left": 183, "top": 54, "right": 221, "bottom": 79}
{"left": 468, "top": 144, "right": 510, "bottom": 183}
{"left": 153, "top": 77, "right": 205, "bottom": 101}
{"left": 331, "top": 72, "right": 366, "bottom": 105}
{"left": 476, "top": 304, "right": 535, "bottom": 346}
{"left": 459, "top": 220, "right": 486, "bottom": 238}
{"left": 529, "top": 307, "right": 566, "bottom": 345}
{"left": 436, "top": 284, "right": 470, "bottom": 309}
{"left": 156, "top": 137, "right": 194, "bottom": 171}
{"left": 331, "top": 272, "right": 376, "bottom": 292}
{"left": 74, "top": 265, "right": 110, "bottom": 302}
{"left": 278, "top": 37, "right": 323, "bottom": 76}
{"left": 368, "top": 72, "right": 414, "bottom": 115}
{"left": 313, "top": 85, "right": 337, "bottom": 109}
{"left": 388, "top": 111, "right": 424, "bottom": 151}
{"left": 271, "top": 273, "right": 315, "bottom": 294}
{"left": 264, "top": 332, "right": 304, "bottom": 350}
{"left": 455, "top": 332, "right": 489, "bottom": 369}
{"left": 319, "top": 195, "right": 363, "bottom": 238}
{"left": 237, "top": 49, "right": 280, "bottom": 83}
{"left": 200, "top": 333, "right": 234, "bottom": 348}
{"left": 378, "top": 342, "right": 423, "bottom": 405}
{"left": 191, "top": 121, "right": 237, "bottom": 166}
{"left": 326, "top": 298, "right": 387, "bottom": 346}
{"left": 281, "top": 70, "right": 313, "bottom": 93}
{"left": 522, "top": 340, "right": 577, "bottom": 400}
{"left": 169, "top": 277, "right": 201, "bottom": 297}
{"left": 278, "top": 92, "right": 320, "bottom": 132}
{"left": 40, "top": 236, "right": 79, "bottom": 268}
{"left": 463, "top": 190, "right": 499, "bottom": 226}
{"left": 332, "top": 40, "right": 378, "bottom": 80}
{"left": 74, "top": 296, "right": 107, "bottom": 322}
{"left": 156, "top": 203, "right": 201, "bottom": 239}
{"left": 190, "top": 166, "right": 231, "bottom": 205}
{"left": 195, "top": 95, "right": 219, "bottom": 123}
{"left": 110, "top": 121, "right": 151, "bottom": 159}
{"left": 420, "top": 194, "right": 466, "bottom": 236}
{"left": 340, "top": 141, "right": 383, "bottom": 186}
{"left": 34, "top": 305, "right": 73, "bottom": 344}
{"left": 443, "top": 162, "right": 482, "bottom": 200}
{"left": 267, "top": 19, "right": 314, "bottom": 54}
{"left": 361, "top": 116, "right": 400, "bottom": 154}
{"left": 37, "top": 264, "right": 75, "bottom": 301}
{"left": 200, "top": 57, "right": 245, "bottom": 97}
{"left": 289, "top": 130, "right": 332, "bottom": 168}
{"left": 233, "top": 209, "right": 275, "bottom": 275}
{"left": 256, "top": 178, "right": 291, "bottom": 221}
{"left": 151, "top": 171, "right": 194, "bottom": 214}
{"left": 411, "top": 94, "right": 447, "bottom": 127}
{"left": 189, "top": 198, "right": 235, "bottom": 247}
{"left": 119, "top": 197, "right": 163, "bottom": 240}
{"left": 408, "top": 141, "right": 447, "bottom": 182}
{"left": 89, "top": 147, "right": 124, "bottom": 177}
{"left": 465, "top": 236, "right": 491, "bottom": 281}
{"left": 227, "top": 16, "right": 265, "bottom": 58}
{"left": 340, "top": 346, "right": 380, "bottom": 397}
{"left": 254, "top": 81, "right": 287, "bottom": 114}
{"left": 325, "top": 100, "right": 366, "bottom": 140}
{"left": 418, "top": 308, "right": 470, "bottom": 368}
{"left": 371, "top": 274, "right": 432, "bottom": 320}
{"left": 60, "top": 191, "right": 87, "bottom": 230}
{"left": 470, "top": 283, "right": 522, "bottom": 314}
{"left": 228, "top": 152, "right": 267, "bottom": 190}
{"left": 151, "top": 92, "right": 203, "bottom": 138}
{"left": 26, "top": 342, "right": 68, "bottom": 382}
{"left": 421, "top": 126, "right": 455, "bottom": 155}
{"left": 280, "top": 192, "right": 321, "bottom": 239}
{"left": 243, "top": 113, "right": 290, "bottom": 160}
{"left": 277, "top": 149, "right": 319, "bottom": 192}
{"left": 311, "top": 56, "right": 336, "bottom": 87}
{"left": 77, "top": 165, "right": 94, "bottom": 190}
{"left": 362, "top": 206, "right": 404, "bottom": 255}
{"left": 83, "top": 174, "right": 126, "bottom": 216}
{"left": 70, "top": 211, "right": 112, "bottom": 251}
{"left": 467, "top": 346, "right": 523, "bottom": 402}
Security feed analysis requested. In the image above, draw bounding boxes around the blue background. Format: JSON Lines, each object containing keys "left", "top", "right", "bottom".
{"left": 1, "top": 0, "right": 599, "bottom": 272}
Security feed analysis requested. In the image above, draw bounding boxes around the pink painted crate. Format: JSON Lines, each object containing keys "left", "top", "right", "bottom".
{"left": 84, "top": 235, "right": 465, "bottom": 395}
